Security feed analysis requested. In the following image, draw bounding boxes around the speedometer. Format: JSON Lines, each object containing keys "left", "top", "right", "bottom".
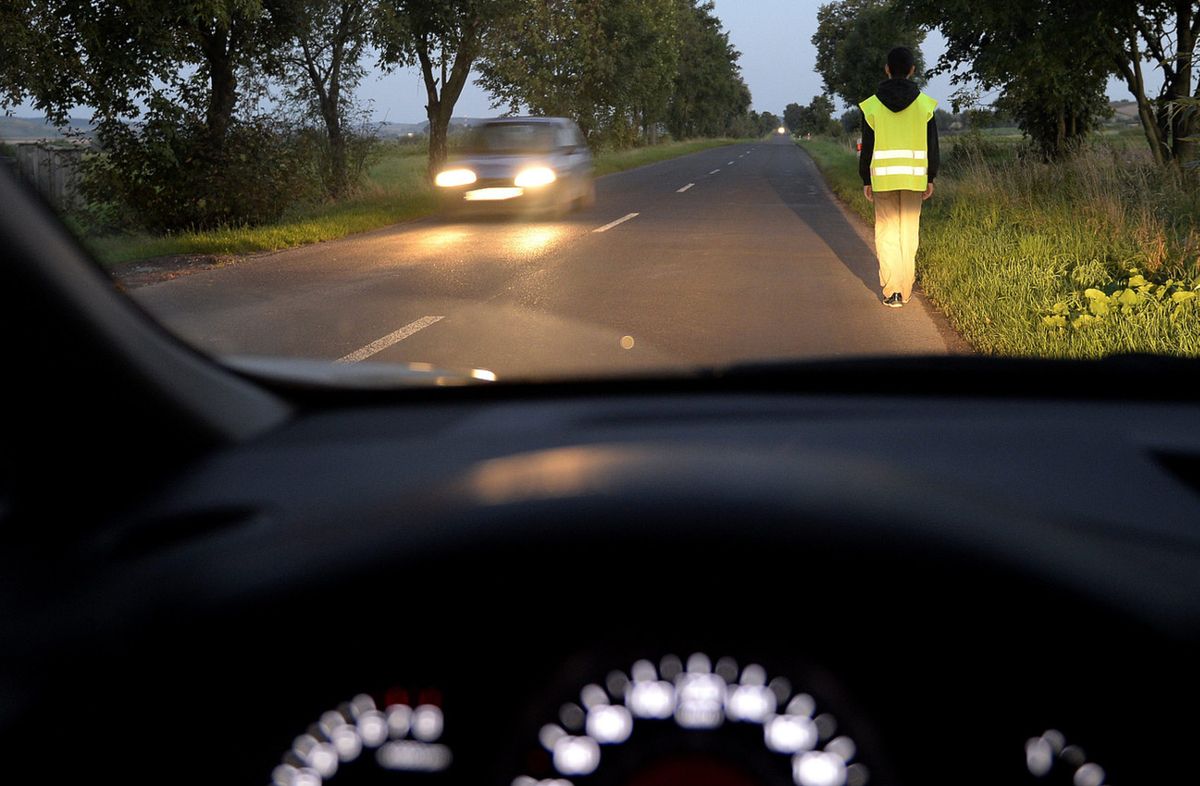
{"left": 512, "top": 652, "right": 869, "bottom": 786}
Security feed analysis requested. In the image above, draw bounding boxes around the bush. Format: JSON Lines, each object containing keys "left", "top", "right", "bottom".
{"left": 81, "top": 99, "right": 320, "bottom": 233}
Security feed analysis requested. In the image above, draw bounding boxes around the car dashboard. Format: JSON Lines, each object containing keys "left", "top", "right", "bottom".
{"left": 4, "top": 388, "right": 1199, "bottom": 786}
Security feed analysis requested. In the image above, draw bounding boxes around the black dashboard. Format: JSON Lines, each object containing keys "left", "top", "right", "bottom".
{"left": 5, "top": 389, "right": 1199, "bottom": 786}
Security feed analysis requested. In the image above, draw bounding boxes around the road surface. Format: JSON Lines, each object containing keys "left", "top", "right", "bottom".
{"left": 132, "top": 135, "right": 962, "bottom": 380}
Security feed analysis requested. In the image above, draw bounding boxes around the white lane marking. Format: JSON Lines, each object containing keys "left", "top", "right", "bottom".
{"left": 709, "top": 169, "right": 721, "bottom": 175}
{"left": 677, "top": 183, "right": 695, "bottom": 193}
{"left": 727, "top": 161, "right": 735, "bottom": 165}
{"left": 594, "top": 212, "right": 640, "bottom": 233}
{"left": 336, "top": 316, "right": 445, "bottom": 364}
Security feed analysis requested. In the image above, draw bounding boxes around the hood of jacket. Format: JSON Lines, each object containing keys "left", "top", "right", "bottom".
{"left": 876, "top": 78, "right": 921, "bottom": 112}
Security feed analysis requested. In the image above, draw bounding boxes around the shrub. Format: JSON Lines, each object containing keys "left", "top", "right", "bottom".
{"left": 81, "top": 99, "right": 320, "bottom": 233}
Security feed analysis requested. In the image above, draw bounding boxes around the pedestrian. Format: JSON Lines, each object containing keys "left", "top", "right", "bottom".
{"left": 859, "top": 46, "right": 939, "bottom": 308}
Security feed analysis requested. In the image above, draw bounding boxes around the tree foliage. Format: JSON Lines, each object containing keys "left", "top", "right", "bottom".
{"left": 902, "top": 0, "right": 1111, "bottom": 159}
{"left": 812, "top": 0, "right": 926, "bottom": 110}
{"left": 273, "top": 0, "right": 373, "bottom": 198}
{"left": 374, "top": 0, "right": 515, "bottom": 177}
{"left": 477, "top": 0, "right": 751, "bottom": 146}
{"left": 785, "top": 95, "right": 836, "bottom": 136}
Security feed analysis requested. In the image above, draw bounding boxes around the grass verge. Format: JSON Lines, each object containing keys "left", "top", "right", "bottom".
{"left": 88, "top": 138, "right": 741, "bottom": 267}
{"left": 798, "top": 137, "right": 1200, "bottom": 358}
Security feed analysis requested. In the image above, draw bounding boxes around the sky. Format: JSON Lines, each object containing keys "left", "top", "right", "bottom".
{"left": 13, "top": 0, "right": 1147, "bottom": 124}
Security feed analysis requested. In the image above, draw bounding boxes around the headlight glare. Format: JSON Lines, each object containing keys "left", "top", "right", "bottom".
{"left": 435, "top": 168, "right": 476, "bottom": 188}
{"left": 514, "top": 167, "right": 557, "bottom": 188}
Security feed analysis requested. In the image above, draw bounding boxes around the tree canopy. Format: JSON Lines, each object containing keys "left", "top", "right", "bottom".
{"left": 812, "top": 0, "right": 926, "bottom": 110}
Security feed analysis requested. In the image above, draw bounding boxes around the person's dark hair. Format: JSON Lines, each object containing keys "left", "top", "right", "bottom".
{"left": 887, "top": 47, "right": 915, "bottom": 77}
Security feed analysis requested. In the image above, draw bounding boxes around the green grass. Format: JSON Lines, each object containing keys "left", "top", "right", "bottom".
{"left": 88, "top": 138, "right": 740, "bottom": 267}
{"left": 798, "top": 136, "right": 1200, "bottom": 358}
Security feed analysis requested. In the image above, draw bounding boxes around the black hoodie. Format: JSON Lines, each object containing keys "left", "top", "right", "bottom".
{"left": 858, "top": 78, "right": 939, "bottom": 187}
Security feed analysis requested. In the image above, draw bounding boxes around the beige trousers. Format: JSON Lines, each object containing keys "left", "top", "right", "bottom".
{"left": 873, "top": 189, "right": 923, "bottom": 302}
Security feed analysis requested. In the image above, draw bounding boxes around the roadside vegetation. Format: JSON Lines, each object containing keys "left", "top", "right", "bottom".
{"left": 799, "top": 134, "right": 1200, "bottom": 357}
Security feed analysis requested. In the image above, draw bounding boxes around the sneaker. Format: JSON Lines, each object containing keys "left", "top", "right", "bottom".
{"left": 883, "top": 293, "right": 904, "bottom": 308}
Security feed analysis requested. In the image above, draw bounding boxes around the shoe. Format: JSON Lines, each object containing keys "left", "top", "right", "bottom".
{"left": 883, "top": 293, "right": 904, "bottom": 308}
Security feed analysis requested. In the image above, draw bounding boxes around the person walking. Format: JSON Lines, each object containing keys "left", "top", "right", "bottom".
{"left": 859, "top": 46, "right": 939, "bottom": 308}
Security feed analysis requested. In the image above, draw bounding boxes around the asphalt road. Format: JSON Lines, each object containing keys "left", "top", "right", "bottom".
{"left": 132, "top": 134, "right": 961, "bottom": 380}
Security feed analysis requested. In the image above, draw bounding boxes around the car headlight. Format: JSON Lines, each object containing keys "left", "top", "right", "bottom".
{"left": 514, "top": 167, "right": 557, "bottom": 188}
{"left": 435, "top": 168, "right": 477, "bottom": 188}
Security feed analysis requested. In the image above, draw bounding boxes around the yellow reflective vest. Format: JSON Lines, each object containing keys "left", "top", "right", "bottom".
{"left": 859, "top": 92, "right": 937, "bottom": 192}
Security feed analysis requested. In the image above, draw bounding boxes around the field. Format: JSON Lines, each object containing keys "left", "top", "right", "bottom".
{"left": 84, "top": 138, "right": 741, "bottom": 267}
{"left": 799, "top": 134, "right": 1200, "bottom": 358}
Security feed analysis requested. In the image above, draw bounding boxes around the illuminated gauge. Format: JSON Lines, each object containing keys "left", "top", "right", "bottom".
{"left": 1025, "top": 730, "right": 1110, "bottom": 786}
{"left": 271, "top": 690, "right": 451, "bottom": 786}
{"left": 513, "top": 652, "right": 870, "bottom": 786}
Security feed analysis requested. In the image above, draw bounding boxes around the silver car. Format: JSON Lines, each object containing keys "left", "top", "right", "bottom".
{"left": 434, "top": 117, "right": 596, "bottom": 216}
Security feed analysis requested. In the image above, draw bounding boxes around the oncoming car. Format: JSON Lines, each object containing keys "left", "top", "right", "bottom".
{"left": 435, "top": 117, "right": 596, "bottom": 216}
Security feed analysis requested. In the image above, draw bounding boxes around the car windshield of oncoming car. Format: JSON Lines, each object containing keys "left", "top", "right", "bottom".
{"left": 2, "top": 0, "right": 1197, "bottom": 382}
{"left": 471, "top": 123, "right": 558, "bottom": 153}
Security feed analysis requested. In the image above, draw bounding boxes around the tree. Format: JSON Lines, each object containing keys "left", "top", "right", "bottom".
{"left": 664, "top": 1, "right": 752, "bottom": 140}
{"left": 478, "top": 0, "right": 683, "bottom": 147}
{"left": 812, "top": 0, "right": 926, "bottom": 110}
{"left": 903, "top": 0, "right": 1111, "bottom": 159}
{"left": 374, "top": 0, "right": 513, "bottom": 178}
{"left": 783, "top": 103, "right": 804, "bottom": 132}
{"left": 275, "top": 0, "right": 372, "bottom": 198}
{"left": 1105, "top": 3, "right": 1199, "bottom": 168}
{"left": 784, "top": 96, "right": 836, "bottom": 136}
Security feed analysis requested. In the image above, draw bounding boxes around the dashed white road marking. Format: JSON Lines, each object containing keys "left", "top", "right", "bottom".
{"left": 336, "top": 316, "right": 445, "bottom": 363}
{"left": 709, "top": 169, "right": 721, "bottom": 175}
{"left": 727, "top": 161, "right": 735, "bottom": 165}
{"left": 594, "top": 212, "right": 640, "bottom": 233}
{"left": 677, "top": 183, "right": 695, "bottom": 193}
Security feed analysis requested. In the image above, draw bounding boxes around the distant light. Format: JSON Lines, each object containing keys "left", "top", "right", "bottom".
{"left": 350, "top": 694, "right": 376, "bottom": 718}
{"left": 606, "top": 671, "right": 630, "bottom": 698}
{"left": 272, "top": 764, "right": 298, "bottom": 786}
{"left": 587, "top": 705, "right": 633, "bottom": 744}
{"left": 1074, "top": 763, "right": 1105, "bottom": 786}
{"left": 620, "top": 336, "right": 635, "bottom": 350}
{"left": 794, "top": 751, "right": 847, "bottom": 786}
{"left": 675, "top": 670, "right": 724, "bottom": 729}
{"left": 435, "top": 168, "right": 476, "bottom": 188}
{"left": 631, "top": 660, "right": 657, "bottom": 682}
{"left": 358, "top": 710, "right": 388, "bottom": 748}
{"left": 470, "top": 369, "right": 498, "bottom": 381}
{"left": 715, "top": 657, "right": 739, "bottom": 682}
{"left": 1042, "top": 730, "right": 1066, "bottom": 754}
{"left": 513, "top": 777, "right": 538, "bottom": 786}
{"left": 540, "top": 724, "right": 567, "bottom": 750}
{"left": 515, "top": 167, "right": 557, "bottom": 188}
{"left": 813, "top": 713, "right": 837, "bottom": 740}
{"left": 553, "top": 736, "right": 601, "bottom": 775}
{"left": 766, "top": 715, "right": 818, "bottom": 753}
{"left": 412, "top": 705, "right": 443, "bottom": 742}
{"left": 319, "top": 711, "right": 347, "bottom": 737}
{"left": 846, "top": 763, "right": 870, "bottom": 786}
{"left": 778, "top": 127, "right": 787, "bottom": 134}
{"left": 388, "top": 705, "right": 413, "bottom": 738}
{"left": 308, "top": 743, "right": 339, "bottom": 779}
{"left": 741, "top": 664, "right": 767, "bottom": 686}
{"left": 659, "top": 655, "right": 683, "bottom": 680}
{"left": 769, "top": 677, "right": 793, "bottom": 705}
{"left": 293, "top": 768, "right": 322, "bottom": 786}
{"left": 727, "top": 684, "right": 776, "bottom": 722}
{"left": 826, "top": 736, "right": 856, "bottom": 763}
{"left": 1026, "top": 737, "right": 1053, "bottom": 777}
{"left": 376, "top": 741, "right": 453, "bottom": 772}
{"left": 560, "top": 703, "right": 586, "bottom": 731}
{"left": 686, "top": 653, "right": 712, "bottom": 674}
{"left": 331, "top": 724, "right": 362, "bottom": 761}
{"left": 1061, "top": 746, "right": 1087, "bottom": 767}
{"left": 787, "top": 694, "right": 816, "bottom": 717}
{"left": 581, "top": 685, "right": 607, "bottom": 710}
{"left": 627, "top": 680, "right": 674, "bottom": 719}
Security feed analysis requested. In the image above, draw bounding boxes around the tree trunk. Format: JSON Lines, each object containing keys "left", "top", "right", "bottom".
{"left": 426, "top": 100, "right": 450, "bottom": 181}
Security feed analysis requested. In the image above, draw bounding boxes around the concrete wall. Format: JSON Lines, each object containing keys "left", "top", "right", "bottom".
{"left": 12, "top": 142, "right": 86, "bottom": 211}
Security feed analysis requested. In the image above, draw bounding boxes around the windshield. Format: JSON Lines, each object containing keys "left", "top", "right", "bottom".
{"left": 468, "top": 123, "right": 559, "bottom": 153}
{"left": 2, "top": 0, "right": 1198, "bottom": 383}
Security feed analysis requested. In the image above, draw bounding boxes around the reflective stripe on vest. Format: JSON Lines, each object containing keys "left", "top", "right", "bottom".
{"left": 859, "top": 92, "right": 937, "bottom": 192}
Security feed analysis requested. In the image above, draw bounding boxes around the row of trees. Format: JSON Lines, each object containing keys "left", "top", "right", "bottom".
{"left": 810, "top": 0, "right": 1198, "bottom": 167}
{"left": 0, "top": 0, "right": 756, "bottom": 230}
